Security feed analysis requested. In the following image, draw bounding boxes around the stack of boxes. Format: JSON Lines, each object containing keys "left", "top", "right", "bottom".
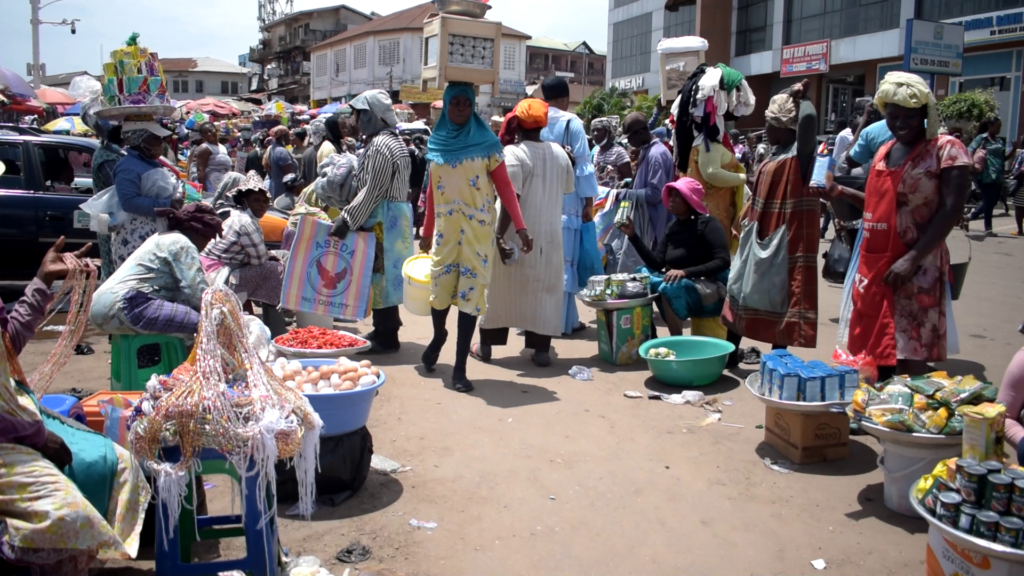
{"left": 101, "top": 44, "right": 169, "bottom": 108}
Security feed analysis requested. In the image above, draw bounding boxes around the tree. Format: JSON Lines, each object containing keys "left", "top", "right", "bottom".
{"left": 574, "top": 87, "right": 660, "bottom": 131}
{"left": 936, "top": 88, "right": 1000, "bottom": 137}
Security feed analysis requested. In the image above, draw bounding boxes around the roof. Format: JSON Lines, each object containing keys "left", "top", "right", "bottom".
{"left": 31, "top": 70, "right": 99, "bottom": 85}
{"left": 159, "top": 57, "right": 250, "bottom": 75}
{"left": 314, "top": 2, "right": 529, "bottom": 49}
{"left": 261, "top": 3, "right": 372, "bottom": 31}
{"left": 526, "top": 37, "right": 605, "bottom": 56}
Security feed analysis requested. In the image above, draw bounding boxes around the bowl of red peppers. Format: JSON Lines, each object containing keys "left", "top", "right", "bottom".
{"left": 272, "top": 326, "right": 372, "bottom": 357}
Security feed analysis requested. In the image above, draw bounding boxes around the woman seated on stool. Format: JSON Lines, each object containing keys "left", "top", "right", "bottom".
{"left": 1, "top": 239, "right": 150, "bottom": 576}
{"left": 90, "top": 203, "right": 223, "bottom": 338}
{"left": 617, "top": 177, "right": 731, "bottom": 338}
{"left": 200, "top": 171, "right": 287, "bottom": 336}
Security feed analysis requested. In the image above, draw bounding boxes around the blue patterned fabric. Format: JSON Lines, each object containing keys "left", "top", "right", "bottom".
{"left": 641, "top": 267, "right": 730, "bottom": 321}
{"left": 364, "top": 200, "right": 413, "bottom": 309}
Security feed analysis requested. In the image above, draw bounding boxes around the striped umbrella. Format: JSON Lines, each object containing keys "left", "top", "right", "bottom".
{"left": 42, "top": 116, "right": 93, "bottom": 135}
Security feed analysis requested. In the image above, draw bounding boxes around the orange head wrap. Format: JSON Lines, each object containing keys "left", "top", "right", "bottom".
{"left": 514, "top": 98, "right": 549, "bottom": 130}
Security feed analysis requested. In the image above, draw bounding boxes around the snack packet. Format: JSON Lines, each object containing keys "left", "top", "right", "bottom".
{"left": 934, "top": 382, "right": 988, "bottom": 409}
{"left": 941, "top": 414, "right": 964, "bottom": 435}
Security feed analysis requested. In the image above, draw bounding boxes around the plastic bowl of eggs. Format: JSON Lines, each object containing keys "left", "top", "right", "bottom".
{"left": 271, "top": 357, "right": 386, "bottom": 436}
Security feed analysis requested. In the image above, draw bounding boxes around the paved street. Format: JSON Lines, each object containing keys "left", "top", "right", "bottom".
{"left": 19, "top": 223, "right": 1023, "bottom": 576}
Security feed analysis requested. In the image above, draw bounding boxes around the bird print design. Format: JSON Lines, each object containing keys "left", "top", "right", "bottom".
{"left": 315, "top": 257, "right": 348, "bottom": 291}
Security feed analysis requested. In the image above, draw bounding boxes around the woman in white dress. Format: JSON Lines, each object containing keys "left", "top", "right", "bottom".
{"left": 474, "top": 99, "right": 575, "bottom": 366}
{"left": 194, "top": 121, "right": 234, "bottom": 197}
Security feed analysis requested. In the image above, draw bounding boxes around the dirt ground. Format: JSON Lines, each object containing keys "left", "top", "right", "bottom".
{"left": 15, "top": 221, "right": 1024, "bottom": 576}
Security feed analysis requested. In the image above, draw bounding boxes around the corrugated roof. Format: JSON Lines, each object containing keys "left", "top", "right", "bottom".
{"left": 526, "top": 37, "right": 605, "bottom": 56}
{"left": 160, "top": 57, "right": 250, "bottom": 74}
{"left": 261, "top": 3, "right": 373, "bottom": 31}
{"left": 314, "top": 2, "right": 529, "bottom": 49}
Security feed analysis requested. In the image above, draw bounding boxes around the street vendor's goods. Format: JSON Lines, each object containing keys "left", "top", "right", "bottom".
{"left": 975, "top": 510, "right": 1001, "bottom": 541}
{"left": 274, "top": 327, "right": 369, "bottom": 351}
{"left": 645, "top": 347, "right": 676, "bottom": 360}
{"left": 270, "top": 356, "right": 382, "bottom": 393}
{"left": 938, "top": 492, "right": 964, "bottom": 527}
{"left": 583, "top": 276, "right": 609, "bottom": 300}
{"left": 614, "top": 199, "right": 633, "bottom": 228}
{"left": 962, "top": 403, "right": 1007, "bottom": 462}
{"left": 1012, "top": 480, "right": 1024, "bottom": 517}
{"left": 997, "top": 517, "right": 1024, "bottom": 548}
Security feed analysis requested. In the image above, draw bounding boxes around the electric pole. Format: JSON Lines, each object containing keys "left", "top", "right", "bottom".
{"left": 29, "top": 0, "right": 81, "bottom": 89}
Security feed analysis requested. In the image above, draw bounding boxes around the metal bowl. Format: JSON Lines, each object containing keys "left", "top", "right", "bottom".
{"left": 576, "top": 292, "right": 658, "bottom": 311}
{"left": 434, "top": 0, "right": 492, "bottom": 18}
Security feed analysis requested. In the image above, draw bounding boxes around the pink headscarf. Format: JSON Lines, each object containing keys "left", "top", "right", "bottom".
{"left": 662, "top": 177, "right": 709, "bottom": 215}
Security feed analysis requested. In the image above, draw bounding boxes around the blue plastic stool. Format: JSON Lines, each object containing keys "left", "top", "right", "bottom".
{"left": 155, "top": 447, "right": 280, "bottom": 576}
{"left": 39, "top": 394, "right": 87, "bottom": 425}
{"left": 110, "top": 334, "right": 188, "bottom": 391}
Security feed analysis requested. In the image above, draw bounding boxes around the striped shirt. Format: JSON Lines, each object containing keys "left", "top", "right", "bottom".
{"left": 202, "top": 209, "right": 268, "bottom": 266}
{"left": 342, "top": 130, "right": 411, "bottom": 228}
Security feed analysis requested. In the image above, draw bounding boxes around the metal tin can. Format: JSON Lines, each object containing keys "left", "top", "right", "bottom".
{"left": 614, "top": 199, "right": 633, "bottom": 228}
{"left": 1005, "top": 468, "right": 1024, "bottom": 482}
{"left": 996, "top": 516, "right": 1024, "bottom": 549}
{"left": 606, "top": 274, "right": 630, "bottom": 300}
{"left": 922, "top": 478, "right": 956, "bottom": 513}
{"left": 985, "top": 473, "right": 1013, "bottom": 514}
{"left": 958, "top": 465, "right": 988, "bottom": 506}
{"left": 1011, "top": 479, "right": 1024, "bottom": 517}
{"left": 937, "top": 492, "right": 962, "bottom": 528}
{"left": 981, "top": 460, "right": 1004, "bottom": 475}
{"left": 973, "top": 511, "right": 1000, "bottom": 542}
{"left": 956, "top": 505, "right": 980, "bottom": 533}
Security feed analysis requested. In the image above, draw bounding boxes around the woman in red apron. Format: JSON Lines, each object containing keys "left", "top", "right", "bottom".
{"left": 814, "top": 72, "right": 971, "bottom": 378}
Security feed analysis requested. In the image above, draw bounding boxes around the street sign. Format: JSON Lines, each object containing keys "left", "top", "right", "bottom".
{"left": 947, "top": 9, "right": 1024, "bottom": 46}
{"left": 780, "top": 40, "right": 829, "bottom": 77}
{"left": 904, "top": 19, "right": 964, "bottom": 76}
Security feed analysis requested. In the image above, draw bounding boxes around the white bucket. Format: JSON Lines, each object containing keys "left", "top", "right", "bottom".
{"left": 402, "top": 255, "right": 432, "bottom": 317}
{"left": 878, "top": 439, "right": 960, "bottom": 517}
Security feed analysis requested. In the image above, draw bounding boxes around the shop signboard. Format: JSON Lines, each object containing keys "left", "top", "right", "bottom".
{"left": 498, "top": 79, "right": 526, "bottom": 94}
{"left": 780, "top": 40, "right": 829, "bottom": 77}
{"left": 611, "top": 75, "right": 644, "bottom": 91}
{"left": 947, "top": 8, "right": 1024, "bottom": 46}
{"left": 399, "top": 84, "right": 445, "bottom": 103}
{"left": 905, "top": 19, "right": 964, "bottom": 76}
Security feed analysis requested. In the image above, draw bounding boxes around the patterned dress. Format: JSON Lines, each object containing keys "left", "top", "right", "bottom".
{"left": 427, "top": 155, "right": 503, "bottom": 316}
{"left": 593, "top": 144, "right": 630, "bottom": 188}
{"left": 873, "top": 136, "right": 971, "bottom": 362}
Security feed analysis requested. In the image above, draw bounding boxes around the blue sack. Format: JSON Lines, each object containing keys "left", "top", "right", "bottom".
{"left": 577, "top": 220, "right": 603, "bottom": 287}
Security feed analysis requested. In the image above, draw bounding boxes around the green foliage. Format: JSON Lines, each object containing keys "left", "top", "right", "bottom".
{"left": 574, "top": 87, "right": 663, "bottom": 131}
{"left": 937, "top": 89, "right": 999, "bottom": 124}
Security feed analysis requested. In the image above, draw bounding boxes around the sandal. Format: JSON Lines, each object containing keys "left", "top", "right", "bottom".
{"left": 740, "top": 347, "right": 762, "bottom": 365}
{"left": 571, "top": 323, "right": 587, "bottom": 334}
{"left": 469, "top": 342, "right": 491, "bottom": 363}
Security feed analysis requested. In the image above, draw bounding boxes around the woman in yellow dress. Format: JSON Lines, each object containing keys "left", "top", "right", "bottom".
{"left": 418, "top": 84, "right": 531, "bottom": 393}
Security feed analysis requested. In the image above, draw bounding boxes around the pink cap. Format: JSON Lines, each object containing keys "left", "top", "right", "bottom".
{"left": 662, "top": 177, "right": 709, "bottom": 215}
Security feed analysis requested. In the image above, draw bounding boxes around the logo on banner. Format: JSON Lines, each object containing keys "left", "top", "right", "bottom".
{"left": 306, "top": 237, "right": 356, "bottom": 299}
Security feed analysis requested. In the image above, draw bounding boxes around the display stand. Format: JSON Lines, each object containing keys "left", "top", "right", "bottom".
{"left": 745, "top": 374, "right": 849, "bottom": 464}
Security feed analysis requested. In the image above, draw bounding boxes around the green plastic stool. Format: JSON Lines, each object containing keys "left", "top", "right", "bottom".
{"left": 110, "top": 334, "right": 188, "bottom": 391}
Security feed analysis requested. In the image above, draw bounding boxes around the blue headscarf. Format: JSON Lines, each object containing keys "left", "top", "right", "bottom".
{"left": 425, "top": 84, "right": 504, "bottom": 165}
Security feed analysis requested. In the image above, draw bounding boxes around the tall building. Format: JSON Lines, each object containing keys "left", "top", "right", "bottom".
{"left": 249, "top": 3, "right": 373, "bottom": 103}
{"left": 606, "top": 1, "right": 1024, "bottom": 139}
{"left": 309, "top": 2, "right": 530, "bottom": 118}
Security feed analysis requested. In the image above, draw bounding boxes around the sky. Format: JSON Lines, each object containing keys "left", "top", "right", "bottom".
{"left": 0, "top": 0, "right": 608, "bottom": 78}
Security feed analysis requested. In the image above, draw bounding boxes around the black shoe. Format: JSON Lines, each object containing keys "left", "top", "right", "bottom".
{"left": 452, "top": 371, "right": 474, "bottom": 393}
{"left": 359, "top": 334, "right": 401, "bottom": 355}
{"left": 421, "top": 329, "right": 448, "bottom": 372}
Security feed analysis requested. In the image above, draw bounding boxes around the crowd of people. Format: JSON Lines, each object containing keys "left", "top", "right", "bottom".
{"left": 6, "top": 67, "right": 1024, "bottom": 574}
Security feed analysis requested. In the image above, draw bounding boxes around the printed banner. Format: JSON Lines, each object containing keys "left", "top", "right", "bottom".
{"left": 281, "top": 216, "right": 375, "bottom": 320}
{"left": 781, "top": 40, "right": 830, "bottom": 77}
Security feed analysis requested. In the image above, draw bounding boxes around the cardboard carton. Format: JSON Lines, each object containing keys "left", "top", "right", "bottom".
{"left": 595, "top": 305, "right": 652, "bottom": 366}
{"left": 763, "top": 405, "right": 849, "bottom": 464}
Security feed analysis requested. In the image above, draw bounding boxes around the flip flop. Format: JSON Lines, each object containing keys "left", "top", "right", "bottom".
{"left": 740, "top": 347, "right": 762, "bottom": 365}
{"left": 470, "top": 342, "right": 491, "bottom": 362}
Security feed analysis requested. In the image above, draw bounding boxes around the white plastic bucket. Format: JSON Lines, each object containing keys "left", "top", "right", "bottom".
{"left": 878, "top": 439, "right": 960, "bottom": 517}
{"left": 402, "top": 255, "right": 432, "bottom": 317}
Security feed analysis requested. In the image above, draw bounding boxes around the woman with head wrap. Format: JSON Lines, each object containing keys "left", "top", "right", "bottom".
{"left": 591, "top": 116, "right": 631, "bottom": 188}
{"left": 88, "top": 120, "right": 124, "bottom": 281}
{"left": 722, "top": 80, "right": 820, "bottom": 366}
{"left": 474, "top": 99, "right": 573, "bottom": 367}
{"left": 418, "top": 84, "right": 531, "bottom": 392}
{"left": 110, "top": 120, "right": 181, "bottom": 271}
{"left": 618, "top": 177, "right": 731, "bottom": 337}
{"left": 90, "top": 203, "right": 223, "bottom": 338}
{"left": 816, "top": 71, "right": 971, "bottom": 377}
{"left": 326, "top": 89, "right": 412, "bottom": 353}
{"left": 301, "top": 116, "right": 327, "bottom": 184}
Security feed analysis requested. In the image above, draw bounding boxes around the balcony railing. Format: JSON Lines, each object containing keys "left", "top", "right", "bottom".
{"left": 277, "top": 29, "right": 341, "bottom": 51}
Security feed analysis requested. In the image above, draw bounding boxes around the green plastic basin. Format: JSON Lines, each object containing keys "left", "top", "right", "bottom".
{"left": 639, "top": 336, "right": 736, "bottom": 387}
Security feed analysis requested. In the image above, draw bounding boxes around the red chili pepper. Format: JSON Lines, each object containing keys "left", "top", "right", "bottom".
{"left": 273, "top": 327, "right": 367, "bottom": 350}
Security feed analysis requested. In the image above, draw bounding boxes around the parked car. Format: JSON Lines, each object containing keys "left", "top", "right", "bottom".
{"left": 0, "top": 133, "right": 101, "bottom": 281}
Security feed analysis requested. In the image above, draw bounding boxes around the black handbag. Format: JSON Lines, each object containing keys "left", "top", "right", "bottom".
{"left": 822, "top": 235, "right": 852, "bottom": 284}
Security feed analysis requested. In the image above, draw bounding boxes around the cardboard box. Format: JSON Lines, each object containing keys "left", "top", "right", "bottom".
{"left": 763, "top": 405, "right": 849, "bottom": 464}
{"left": 595, "top": 305, "right": 652, "bottom": 366}
{"left": 925, "top": 525, "right": 1018, "bottom": 576}
{"left": 421, "top": 13, "right": 501, "bottom": 93}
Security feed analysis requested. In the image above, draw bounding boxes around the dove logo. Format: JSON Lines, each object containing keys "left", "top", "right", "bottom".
{"left": 307, "top": 254, "right": 353, "bottom": 298}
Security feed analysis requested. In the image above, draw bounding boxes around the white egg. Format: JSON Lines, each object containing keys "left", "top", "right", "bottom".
{"left": 275, "top": 357, "right": 288, "bottom": 368}
{"left": 272, "top": 366, "right": 285, "bottom": 379}
{"left": 301, "top": 383, "right": 315, "bottom": 393}
{"left": 330, "top": 374, "right": 342, "bottom": 386}
{"left": 287, "top": 360, "right": 303, "bottom": 373}
{"left": 358, "top": 375, "right": 377, "bottom": 388}
{"left": 285, "top": 380, "right": 297, "bottom": 389}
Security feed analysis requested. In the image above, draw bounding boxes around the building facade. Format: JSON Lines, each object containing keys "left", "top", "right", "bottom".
{"left": 606, "top": 0, "right": 1024, "bottom": 139}
{"left": 309, "top": 2, "right": 530, "bottom": 119}
{"left": 525, "top": 37, "right": 606, "bottom": 108}
{"left": 160, "top": 58, "right": 251, "bottom": 100}
{"left": 249, "top": 3, "right": 373, "bottom": 104}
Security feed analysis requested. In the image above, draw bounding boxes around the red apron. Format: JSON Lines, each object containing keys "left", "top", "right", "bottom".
{"left": 848, "top": 140, "right": 921, "bottom": 367}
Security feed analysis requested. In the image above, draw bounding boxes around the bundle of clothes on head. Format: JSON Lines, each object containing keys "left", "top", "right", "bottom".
{"left": 671, "top": 63, "right": 756, "bottom": 173}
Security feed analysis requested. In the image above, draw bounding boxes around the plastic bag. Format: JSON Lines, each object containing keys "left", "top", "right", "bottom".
{"left": 79, "top": 185, "right": 126, "bottom": 233}
{"left": 67, "top": 75, "right": 102, "bottom": 101}
{"left": 832, "top": 347, "right": 879, "bottom": 387}
{"left": 821, "top": 235, "right": 852, "bottom": 284}
{"left": 577, "top": 221, "right": 604, "bottom": 288}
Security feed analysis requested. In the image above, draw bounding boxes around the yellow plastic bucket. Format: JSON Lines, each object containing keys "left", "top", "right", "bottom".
{"left": 402, "top": 254, "right": 433, "bottom": 316}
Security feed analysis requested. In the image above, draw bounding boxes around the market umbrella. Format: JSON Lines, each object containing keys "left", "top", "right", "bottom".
{"left": 318, "top": 101, "right": 344, "bottom": 114}
{"left": 42, "top": 116, "right": 93, "bottom": 135}
{"left": 61, "top": 101, "right": 83, "bottom": 116}
{"left": 35, "top": 87, "right": 76, "bottom": 106}
{"left": 186, "top": 97, "right": 240, "bottom": 116}
{"left": 430, "top": 100, "right": 444, "bottom": 109}
{"left": 393, "top": 104, "right": 413, "bottom": 111}
{"left": 0, "top": 67, "right": 36, "bottom": 99}
{"left": 292, "top": 104, "right": 308, "bottom": 114}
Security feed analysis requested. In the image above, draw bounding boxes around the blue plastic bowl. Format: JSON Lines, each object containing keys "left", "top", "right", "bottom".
{"left": 291, "top": 358, "right": 386, "bottom": 436}
{"left": 639, "top": 336, "right": 735, "bottom": 387}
